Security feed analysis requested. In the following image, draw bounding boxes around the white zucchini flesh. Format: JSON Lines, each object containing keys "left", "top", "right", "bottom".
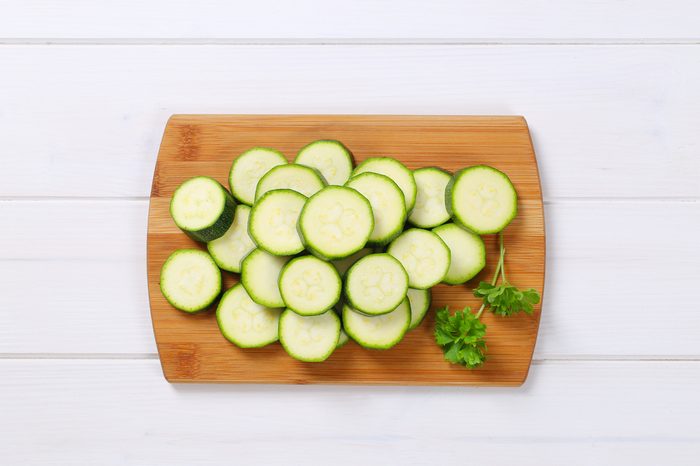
{"left": 240, "top": 249, "right": 291, "bottom": 308}
{"left": 331, "top": 247, "right": 372, "bottom": 277}
{"left": 387, "top": 228, "right": 451, "bottom": 289}
{"left": 255, "top": 164, "right": 326, "bottom": 201}
{"left": 353, "top": 157, "right": 417, "bottom": 211}
{"left": 170, "top": 176, "right": 236, "bottom": 242}
{"left": 229, "top": 147, "right": 287, "bottom": 205}
{"left": 406, "top": 288, "right": 431, "bottom": 330}
{"left": 408, "top": 167, "right": 452, "bottom": 228}
{"left": 207, "top": 204, "right": 256, "bottom": 273}
{"left": 344, "top": 253, "right": 408, "bottom": 315}
{"left": 295, "top": 140, "right": 354, "bottom": 186}
{"left": 279, "top": 310, "right": 340, "bottom": 362}
{"left": 279, "top": 256, "right": 342, "bottom": 316}
{"left": 432, "top": 223, "right": 486, "bottom": 285}
{"left": 446, "top": 165, "right": 518, "bottom": 234}
{"left": 345, "top": 172, "right": 406, "bottom": 245}
{"left": 249, "top": 189, "right": 306, "bottom": 256}
{"left": 342, "top": 299, "right": 410, "bottom": 350}
{"left": 216, "top": 284, "right": 282, "bottom": 348}
{"left": 336, "top": 329, "right": 350, "bottom": 348}
{"left": 160, "top": 249, "right": 222, "bottom": 313}
{"left": 298, "top": 186, "right": 374, "bottom": 260}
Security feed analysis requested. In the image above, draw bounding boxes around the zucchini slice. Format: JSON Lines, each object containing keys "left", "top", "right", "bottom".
{"left": 298, "top": 186, "right": 374, "bottom": 260}
{"left": 249, "top": 189, "right": 306, "bottom": 256}
{"left": 336, "top": 328, "right": 351, "bottom": 348}
{"left": 240, "top": 248, "right": 291, "bottom": 308}
{"left": 279, "top": 309, "right": 341, "bottom": 362}
{"left": 353, "top": 157, "right": 417, "bottom": 212}
{"left": 345, "top": 172, "right": 406, "bottom": 246}
{"left": 216, "top": 283, "right": 282, "bottom": 348}
{"left": 295, "top": 140, "right": 354, "bottom": 186}
{"left": 279, "top": 256, "right": 342, "bottom": 316}
{"left": 406, "top": 288, "right": 431, "bottom": 330}
{"left": 160, "top": 249, "right": 222, "bottom": 313}
{"left": 446, "top": 165, "right": 517, "bottom": 234}
{"left": 387, "top": 228, "right": 450, "bottom": 289}
{"left": 170, "top": 176, "right": 236, "bottom": 243}
{"left": 255, "top": 164, "right": 326, "bottom": 201}
{"left": 207, "top": 204, "right": 255, "bottom": 273}
{"left": 345, "top": 253, "right": 408, "bottom": 316}
{"left": 229, "top": 147, "right": 287, "bottom": 205}
{"left": 408, "top": 167, "right": 452, "bottom": 228}
{"left": 432, "top": 223, "right": 486, "bottom": 285}
{"left": 342, "top": 299, "right": 410, "bottom": 350}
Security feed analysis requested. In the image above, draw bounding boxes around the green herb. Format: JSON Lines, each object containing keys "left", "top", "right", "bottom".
{"left": 474, "top": 232, "right": 541, "bottom": 317}
{"left": 434, "top": 306, "right": 487, "bottom": 368}
{"left": 434, "top": 231, "right": 541, "bottom": 369}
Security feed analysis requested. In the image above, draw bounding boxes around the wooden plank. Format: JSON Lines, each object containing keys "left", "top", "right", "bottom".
{"left": 1, "top": 359, "right": 699, "bottom": 465}
{"left": 1, "top": 199, "right": 698, "bottom": 356}
{"left": 148, "top": 115, "right": 544, "bottom": 385}
{"left": 0, "top": 45, "right": 698, "bottom": 198}
{"left": 2, "top": 0, "right": 699, "bottom": 40}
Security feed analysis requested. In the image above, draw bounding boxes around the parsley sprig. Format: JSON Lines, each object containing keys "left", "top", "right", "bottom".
{"left": 473, "top": 232, "right": 541, "bottom": 317}
{"left": 434, "top": 231, "right": 541, "bottom": 369}
{"left": 434, "top": 306, "right": 487, "bottom": 368}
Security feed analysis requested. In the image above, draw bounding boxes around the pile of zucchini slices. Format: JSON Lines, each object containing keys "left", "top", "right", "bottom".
{"left": 161, "top": 140, "right": 517, "bottom": 362}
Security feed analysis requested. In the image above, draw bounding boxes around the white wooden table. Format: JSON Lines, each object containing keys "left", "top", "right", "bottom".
{"left": 2, "top": 2, "right": 699, "bottom": 464}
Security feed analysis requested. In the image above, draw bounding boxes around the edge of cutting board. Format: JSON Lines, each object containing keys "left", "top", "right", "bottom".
{"left": 147, "top": 114, "right": 545, "bottom": 386}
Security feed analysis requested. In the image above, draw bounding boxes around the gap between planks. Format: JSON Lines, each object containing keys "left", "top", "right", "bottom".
{"left": 1, "top": 354, "right": 699, "bottom": 362}
{"left": 1, "top": 38, "right": 700, "bottom": 46}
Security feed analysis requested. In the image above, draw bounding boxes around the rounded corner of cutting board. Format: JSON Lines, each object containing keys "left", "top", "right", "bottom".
{"left": 147, "top": 115, "right": 545, "bottom": 386}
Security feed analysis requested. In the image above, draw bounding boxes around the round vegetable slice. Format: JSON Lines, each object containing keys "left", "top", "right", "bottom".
{"left": 353, "top": 157, "right": 417, "bottom": 212}
{"left": 279, "top": 256, "right": 342, "bottom": 316}
{"left": 279, "top": 309, "right": 341, "bottom": 362}
{"left": 249, "top": 189, "right": 306, "bottom": 256}
{"left": 387, "top": 228, "right": 450, "bottom": 289}
{"left": 170, "top": 176, "right": 236, "bottom": 242}
{"left": 255, "top": 164, "right": 326, "bottom": 201}
{"left": 240, "top": 248, "right": 291, "bottom": 308}
{"left": 408, "top": 167, "right": 452, "bottom": 228}
{"left": 345, "top": 253, "right": 408, "bottom": 316}
{"left": 207, "top": 204, "right": 255, "bottom": 273}
{"left": 446, "top": 165, "right": 518, "bottom": 234}
{"left": 342, "top": 299, "right": 410, "bottom": 350}
{"left": 345, "top": 172, "right": 406, "bottom": 245}
{"left": 406, "top": 288, "right": 431, "bottom": 330}
{"left": 216, "top": 284, "right": 282, "bottom": 348}
{"left": 298, "top": 186, "right": 374, "bottom": 260}
{"left": 432, "top": 223, "right": 486, "bottom": 285}
{"left": 295, "top": 140, "right": 354, "bottom": 185}
{"left": 160, "top": 249, "right": 222, "bottom": 313}
{"left": 228, "top": 147, "right": 287, "bottom": 205}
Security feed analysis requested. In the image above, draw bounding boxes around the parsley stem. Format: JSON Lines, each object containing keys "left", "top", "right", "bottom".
{"left": 498, "top": 231, "right": 507, "bottom": 284}
{"left": 476, "top": 231, "right": 508, "bottom": 319}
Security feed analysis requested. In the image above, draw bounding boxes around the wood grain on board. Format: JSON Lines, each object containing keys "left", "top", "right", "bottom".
{"left": 147, "top": 115, "right": 545, "bottom": 385}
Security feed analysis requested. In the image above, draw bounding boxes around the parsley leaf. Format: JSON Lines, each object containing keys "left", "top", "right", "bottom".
{"left": 434, "top": 307, "right": 487, "bottom": 369}
{"left": 474, "top": 282, "right": 540, "bottom": 317}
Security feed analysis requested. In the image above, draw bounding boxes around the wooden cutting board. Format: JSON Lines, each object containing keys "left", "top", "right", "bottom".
{"left": 147, "top": 115, "right": 545, "bottom": 385}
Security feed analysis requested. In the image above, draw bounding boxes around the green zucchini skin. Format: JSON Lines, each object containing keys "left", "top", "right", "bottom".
{"left": 407, "top": 287, "right": 432, "bottom": 330}
{"left": 295, "top": 140, "right": 355, "bottom": 186}
{"left": 297, "top": 186, "right": 374, "bottom": 261}
{"left": 159, "top": 249, "right": 222, "bottom": 314}
{"left": 445, "top": 165, "right": 518, "bottom": 235}
{"left": 170, "top": 177, "right": 237, "bottom": 243}
{"left": 432, "top": 223, "right": 486, "bottom": 285}
{"left": 342, "top": 300, "right": 410, "bottom": 350}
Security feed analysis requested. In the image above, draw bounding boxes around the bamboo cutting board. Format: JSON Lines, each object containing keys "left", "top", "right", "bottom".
{"left": 147, "top": 115, "right": 545, "bottom": 385}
